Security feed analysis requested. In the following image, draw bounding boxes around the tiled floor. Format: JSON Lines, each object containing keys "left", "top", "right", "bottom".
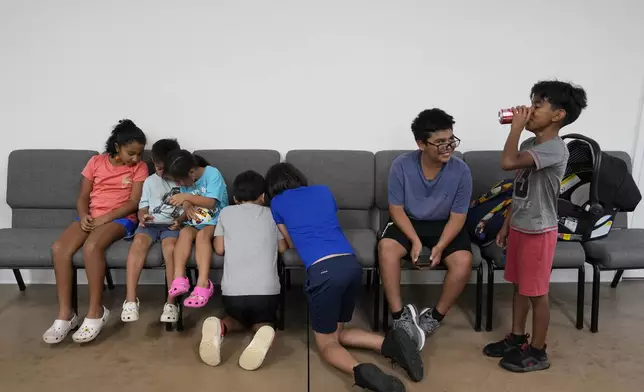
{"left": 1, "top": 281, "right": 643, "bottom": 391}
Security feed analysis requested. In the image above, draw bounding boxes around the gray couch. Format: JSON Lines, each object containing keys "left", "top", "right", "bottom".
{"left": 0, "top": 148, "right": 638, "bottom": 334}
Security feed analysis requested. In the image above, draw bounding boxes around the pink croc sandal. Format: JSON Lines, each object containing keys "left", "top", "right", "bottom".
{"left": 168, "top": 276, "right": 190, "bottom": 298}
{"left": 184, "top": 280, "right": 214, "bottom": 308}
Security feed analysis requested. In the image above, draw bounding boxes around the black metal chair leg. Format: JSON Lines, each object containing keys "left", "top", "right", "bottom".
{"left": 475, "top": 264, "right": 483, "bottom": 331}
{"left": 610, "top": 270, "right": 624, "bottom": 288}
{"left": 176, "top": 299, "right": 184, "bottom": 332}
{"left": 590, "top": 264, "right": 601, "bottom": 333}
{"left": 285, "top": 270, "right": 292, "bottom": 291}
{"left": 164, "top": 279, "right": 173, "bottom": 331}
{"left": 485, "top": 260, "right": 495, "bottom": 331}
{"left": 382, "top": 292, "right": 389, "bottom": 332}
{"left": 72, "top": 268, "right": 79, "bottom": 315}
{"left": 366, "top": 270, "right": 372, "bottom": 292}
{"left": 576, "top": 264, "right": 585, "bottom": 330}
{"left": 278, "top": 264, "right": 286, "bottom": 331}
{"left": 12, "top": 269, "right": 26, "bottom": 291}
{"left": 105, "top": 269, "right": 115, "bottom": 290}
{"left": 372, "top": 268, "right": 380, "bottom": 331}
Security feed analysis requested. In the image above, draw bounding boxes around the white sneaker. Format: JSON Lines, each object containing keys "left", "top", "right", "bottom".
{"left": 72, "top": 306, "right": 110, "bottom": 343}
{"left": 239, "top": 325, "right": 275, "bottom": 371}
{"left": 199, "top": 317, "right": 223, "bottom": 367}
{"left": 160, "top": 303, "right": 178, "bottom": 323}
{"left": 121, "top": 299, "right": 140, "bottom": 322}
{"left": 43, "top": 314, "right": 80, "bottom": 344}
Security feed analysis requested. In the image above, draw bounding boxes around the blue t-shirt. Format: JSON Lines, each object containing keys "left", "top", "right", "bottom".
{"left": 180, "top": 166, "right": 229, "bottom": 227}
{"left": 270, "top": 185, "right": 354, "bottom": 269}
{"left": 388, "top": 151, "right": 472, "bottom": 220}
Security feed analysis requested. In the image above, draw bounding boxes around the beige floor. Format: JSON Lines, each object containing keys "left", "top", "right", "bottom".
{"left": 1, "top": 281, "right": 643, "bottom": 391}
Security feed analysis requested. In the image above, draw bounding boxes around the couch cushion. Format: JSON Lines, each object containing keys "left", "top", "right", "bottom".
{"left": 72, "top": 239, "right": 164, "bottom": 268}
{"left": 0, "top": 228, "right": 58, "bottom": 267}
{"left": 282, "top": 229, "right": 377, "bottom": 268}
{"left": 480, "top": 240, "right": 585, "bottom": 269}
{"left": 7, "top": 150, "right": 98, "bottom": 210}
{"left": 193, "top": 150, "right": 281, "bottom": 204}
{"left": 582, "top": 229, "right": 644, "bottom": 269}
{"left": 462, "top": 151, "right": 509, "bottom": 201}
{"left": 285, "top": 150, "right": 375, "bottom": 210}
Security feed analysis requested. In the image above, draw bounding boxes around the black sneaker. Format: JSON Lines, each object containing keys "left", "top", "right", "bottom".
{"left": 353, "top": 363, "right": 405, "bottom": 392}
{"left": 381, "top": 328, "right": 424, "bottom": 382}
{"left": 482, "top": 333, "right": 529, "bottom": 358}
{"left": 499, "top": 344, "right": 550, "bottom": 373}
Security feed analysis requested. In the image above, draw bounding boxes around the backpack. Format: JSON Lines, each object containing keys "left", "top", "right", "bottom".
{"left": 466, "top": 179, "right": 513, "bottom": 246}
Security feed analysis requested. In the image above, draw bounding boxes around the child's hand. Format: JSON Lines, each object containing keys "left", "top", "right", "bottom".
{"left": 186, "top": 207, "right": 199, "bottom": 222}
{"left": 80, "top": 215, "right": 93, "bottom": 232}
{"left": 496, "top": 225, "right": 509, "bottom": 248}
{"left": 430, "top": 245, "right": 443, "bottom": 268}
{"left": 510, "top": 105, "right": 533, "bottom": 133}
{"left": 169, "top": 220, "right": 181, "bottom": 231}
{"left": 139, "top": 214, "right": 154, "bottom": 227}
{"left": 169, "top": 193, "right": 190, "bottom": 206}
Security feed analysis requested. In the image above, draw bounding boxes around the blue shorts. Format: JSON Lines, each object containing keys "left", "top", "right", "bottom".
{"left": 304, "top": 254, "right": 362, "bottom": 334}
{"left": 134, "top": 226, "right": 180, "bottom": 242}
{"left": 76, "top": 217, "right": 137, "bottom": 238}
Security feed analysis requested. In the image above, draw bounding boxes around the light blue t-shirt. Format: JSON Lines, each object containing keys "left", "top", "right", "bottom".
{"left": 180, "top": 166, "right": 229, "bottom": 227}
{"left": 388, "top": 151, "right": 472, "bottom": 221}
{"left": 139, "top": 174, "right": 183, "bottom": 224}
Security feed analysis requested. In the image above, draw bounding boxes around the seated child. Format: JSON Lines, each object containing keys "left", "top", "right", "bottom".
{"left": 164, "top": 149, "right": 228, "bottom": 308}
{"left": 121, "top": 138, "right": 183, "bottom": 323}
{"left": 263, "top": 163, "right": 423, "bottom": 392}
{"left": 199, "top": 170, "right": 287, "bottom": 371}
{"left": 43, "top": 119, "right": 148, "bottom": 344}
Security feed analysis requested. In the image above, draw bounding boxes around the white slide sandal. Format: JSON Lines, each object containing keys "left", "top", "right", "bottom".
{"left": 72, "top": 306, "right": 110, "bottom": 343}
{"left": 42, "top": 314, "right": 80, "bottom": 344}
{"left": 199, "top": 317, "right": 223, "bottom": 367}
{"left": 239, "top": 325, "right": 275, "bottom": 371}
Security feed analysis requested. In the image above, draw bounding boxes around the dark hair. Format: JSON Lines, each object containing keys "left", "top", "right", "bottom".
{"left": 411, "top": 108, "right": 455, "bottom": 142}
{"left": 151, "top": 139, "right": 180, "bottom": 163}
{"left": 164, "top": 149, "right": 210, "bottom": 179}
{"left": 531, "top": 80, "right": 588, "bottom": 127}
{"left": 105, "top": 119, "right": 147, "bottom": 156}
{"left": 232, "top": 170, "right": 267, "bottom": 203}
{"left": 265, "top": 163, "right": 308, "bottom": 201}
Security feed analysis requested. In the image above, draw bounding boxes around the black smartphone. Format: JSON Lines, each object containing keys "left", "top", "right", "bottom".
{"left": 415, "top": 254, "right": 433, "bottom": 269}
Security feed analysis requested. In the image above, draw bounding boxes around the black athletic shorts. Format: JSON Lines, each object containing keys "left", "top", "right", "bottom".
{"left": 379, "top": 219, "right": 472, "bottom": 262}
{"left": 222, "top": 294, "right": 279, "bottom": 328}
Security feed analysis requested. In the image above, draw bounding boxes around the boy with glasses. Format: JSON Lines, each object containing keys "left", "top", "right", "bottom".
{"left": 378, "top": 108, "right": 473, "bottom": 351}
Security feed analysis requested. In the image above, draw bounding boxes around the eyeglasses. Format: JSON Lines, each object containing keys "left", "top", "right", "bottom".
{"left": 425, "top": 136, "right": 461, "bottom": 153}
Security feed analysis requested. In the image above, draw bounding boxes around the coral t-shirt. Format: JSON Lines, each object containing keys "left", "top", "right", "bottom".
{"left": 81, "top": 154, "right": 148, "bottom": 221}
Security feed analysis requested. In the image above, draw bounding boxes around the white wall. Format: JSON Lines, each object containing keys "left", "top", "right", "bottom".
{"left": 1, "top": 0, "right": 644, "bottom": 284}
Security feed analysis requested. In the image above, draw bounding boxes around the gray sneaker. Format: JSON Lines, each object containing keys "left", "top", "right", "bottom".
{"left": 418, "top": 308, "right": 441, "bottom": 336}
{"left": 392, "top": 304, "right": 425, "bottom": 351}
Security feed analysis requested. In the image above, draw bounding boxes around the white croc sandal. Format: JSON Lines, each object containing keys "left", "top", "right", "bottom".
{"left": 239, "top": 325, "right": 275, "bottom": 371}
{"left": 199, "top": 317, "right": 223, "bottom": 367}
{"left": 43, "top": 314, "right": 80, "bottom": 344}
{"left": 160, "top": 303, "right": 178, "bottom": 323}
{"left": 121, "top": 299, "right": 140, "bottom": 322}
{"left": 72, "top": 307, "right": 110, "bottom": 343}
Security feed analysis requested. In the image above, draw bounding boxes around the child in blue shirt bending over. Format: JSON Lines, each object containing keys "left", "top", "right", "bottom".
{"left": 265, "top": 163, "right": 423, "bottom": 392}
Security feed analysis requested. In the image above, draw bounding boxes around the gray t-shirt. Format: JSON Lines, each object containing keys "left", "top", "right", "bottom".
{"left": 139, "top": 174, "right": 183, "bottom": 224}
{"left": 214, "top": 203, "right": 283, "bottom": 296}
{"left": 511, "top": 136, "right": 569, "bottom": 234}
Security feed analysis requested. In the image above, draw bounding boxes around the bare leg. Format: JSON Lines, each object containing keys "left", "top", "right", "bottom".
{"left": 529, "top": 294, "right": 549, "bottom": 349}
{"left": 378, "top": 239, "right": 407, "bottom": 313}
{"left": 338, "top": 324, "right": 385, "bottom": 353}
{"left": 251, "top": 322, "right": 273, "bottom": 333}
{"left": 52, "top": 221, "right": 89, "bottom": 320}
{"left": 125, "top": 233, "right": 153, "bottom": 302}
{"left": 195, "top": 226, "right": 216, "bottom": 288}
{"left": 314, "top": 324, "right": 360, "bottom": 374}
{"left": 511, "top": 285, "right": 530, "bottom": 336}
{"left": 161, "top": 236, "right": 178, "bottom": 304}
{"left": 173, "top": 226, "right": 197, "bottom": 280}
{"left": 83, "top": 222, "right": 125, "bottom": 318}
{"left": 435, "top": 250, "right": 472, "bottom": 315}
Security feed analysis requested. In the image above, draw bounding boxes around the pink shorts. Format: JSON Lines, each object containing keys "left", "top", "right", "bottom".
{"left": 504, "top": 227, "right": 557, "bottom": 297}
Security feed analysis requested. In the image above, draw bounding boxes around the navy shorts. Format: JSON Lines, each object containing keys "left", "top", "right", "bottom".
{"left": 134, "top": 226, "right": 179, "bottom": 242}
{"left": 304, "top": 254, "right": 362, "bottom": 334}
{"left": 76, "top": 217, "right": 137, "bottom": 238}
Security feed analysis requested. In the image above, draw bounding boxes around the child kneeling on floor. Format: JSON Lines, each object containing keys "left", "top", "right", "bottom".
{"left": 121, "top": 138, "right": 184, "bottom": 324}
{"left": 199, "top": 170, "right": 286, "bottom": 371}
{"left": 262, "top": 163, "right": 424, "bottom": 392}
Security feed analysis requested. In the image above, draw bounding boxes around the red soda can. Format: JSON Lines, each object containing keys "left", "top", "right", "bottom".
{"left": 498, "top": 108, "right": 513, "bottom": 124}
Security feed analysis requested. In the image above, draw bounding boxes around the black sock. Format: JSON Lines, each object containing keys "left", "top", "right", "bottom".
{"left": 508, "top": 333, "right": 527, "bottom": 344}
{"left": 392, "top": 309, "right": 403, "bottom": 320}
{"left": 530, "top": 345, "right": 546, "bottom": 356}
{"left": 431, "top": 308, "right": 444, "bottom": 322}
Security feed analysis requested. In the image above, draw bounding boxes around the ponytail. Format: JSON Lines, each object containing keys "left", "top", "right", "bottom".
{"left": 104, "top": 119, "right": 147, "bottom": 156}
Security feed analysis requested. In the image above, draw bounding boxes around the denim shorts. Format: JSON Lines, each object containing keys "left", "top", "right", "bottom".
{"left": 304, "top": 254, "right": 362, "bottom": 334}
{"left": 134, "top": 226, "right": 180, "bottom": 242}
{"left": 75, "top": 216, "right": 137, "bottom": 238}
